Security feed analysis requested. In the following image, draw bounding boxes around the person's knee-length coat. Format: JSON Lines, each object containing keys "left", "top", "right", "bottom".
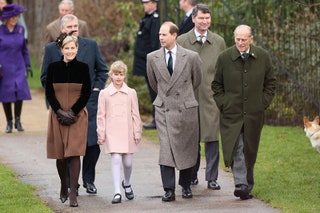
{"left": 46, "top": 58, "right": 91, "bottom": 159}
{"left": 177, "top": 29, "right": 226, "bottom": 142}
{"left": 96, "top": 82, "right": 142, "bottom": 154}
{"left": 212, "top": 45, "right": 276, "bottom": 168}
{"left": 146, "top": 45, "right": 202, "bottom": 170}
{"left": 0, "top": 24, "right": 31, "bottom": 102}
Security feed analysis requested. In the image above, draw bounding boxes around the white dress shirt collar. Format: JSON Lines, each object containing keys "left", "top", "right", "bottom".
{"left": 194, "top": 29, "right": 207, "bottom": 42}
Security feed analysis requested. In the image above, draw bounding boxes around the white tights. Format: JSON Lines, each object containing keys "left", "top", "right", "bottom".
{"left": 111, "top": 153, "right": 133, "bottom": 194}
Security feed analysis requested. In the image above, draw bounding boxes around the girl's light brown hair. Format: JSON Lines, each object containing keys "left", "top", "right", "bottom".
{"left": 106, "top": 60, "right": 128, "bottom": 86}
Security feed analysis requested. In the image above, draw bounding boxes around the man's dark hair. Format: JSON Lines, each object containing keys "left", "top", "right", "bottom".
{"left": 192, "top": 3, "right": 211, "bottom": 17}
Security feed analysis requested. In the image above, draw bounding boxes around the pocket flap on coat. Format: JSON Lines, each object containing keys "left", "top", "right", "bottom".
{"left": 184, "top": 100, "right": 199, "bottom": 108}
{"left": 153, "top": 97, "right": 163, "bottom": 107}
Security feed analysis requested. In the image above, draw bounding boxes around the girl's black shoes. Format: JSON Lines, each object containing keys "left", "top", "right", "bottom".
{"left": 122, "top": 180, "right": 134, "bottom": 200}
{"left": 112, "top": 193, "right": 122, "bottom": 204}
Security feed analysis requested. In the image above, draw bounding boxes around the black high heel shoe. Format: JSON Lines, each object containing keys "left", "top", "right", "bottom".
{"left": 15, "top": 117, "right": 24, "bottom": 131}
{"left": 69, "top": 193, "right": 78, "bottom": 207}
{"left": 5, "top": 121, "right": 12, "bottom": 133}
{"left": 122, "top": 180, "right": 134, "bottom": 200}
{"left": 69, "top": 200, "right": 78, "bottom": 207}
{"left": 59, "top": 186, "right": 69, "bottom": 203}
{"left": 60, "top": 195, "right": 68, "bottom": 204}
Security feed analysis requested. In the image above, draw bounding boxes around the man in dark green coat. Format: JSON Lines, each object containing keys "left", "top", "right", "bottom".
{"left": 212, "top": 25, "right": 276, "bottom": 200}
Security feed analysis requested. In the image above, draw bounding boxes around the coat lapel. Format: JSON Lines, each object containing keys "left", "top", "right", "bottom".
{"left": 154, "top": 48, "right": 171, "bottom": 82}
{"left": 168, "top": 45, "right": 186, "bottom": 89}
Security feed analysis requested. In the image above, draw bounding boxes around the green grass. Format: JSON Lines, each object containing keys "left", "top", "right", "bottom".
{"left": 0, "top": 164, "right": 52, "bottom": 213}
{"left": 254, "top": 126, "right": 320, "bottom": 213}
{"left": 27, "top": 56, "right": 42, "bottom": 89}
{"left": 142, "top": 125, "right": 320, "bottom": 213}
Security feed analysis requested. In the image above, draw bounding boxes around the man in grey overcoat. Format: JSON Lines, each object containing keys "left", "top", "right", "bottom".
{"left": 212, "top": 24, "right": 276, "bottom": 200}
{"left": 147, "top": 21, "right": 202, "bottom": 202}
{"left": 177, "top": 3, "right": 226, "bottom": 189}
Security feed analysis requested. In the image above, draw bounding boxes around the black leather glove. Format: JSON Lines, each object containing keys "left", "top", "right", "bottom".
{"left": 56, "top": 109, "right": 76, "bottom": 126}
{"left": 26, "top": 66, "right": 33, "bottom": 78}
{"left": 66, "top": 109, "right": 77, "bottom": 124}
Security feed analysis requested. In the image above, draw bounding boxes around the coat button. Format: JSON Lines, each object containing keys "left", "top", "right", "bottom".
{"left": 166, "top": 109, "right": 169, "bottom": 112}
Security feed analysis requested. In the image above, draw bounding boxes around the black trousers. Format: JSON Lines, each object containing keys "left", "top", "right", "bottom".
{"left": 82, "top": 144, "right": 100, "bottom": 184}
{"left": 191, "top": 144, "right": 201, "bottom": 180}
{"left": 160, "top": 165, "right": 192, "bottom": 191}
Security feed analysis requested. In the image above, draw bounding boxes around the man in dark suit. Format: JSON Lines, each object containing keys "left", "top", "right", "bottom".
{"left": 178, "top": 0, "right": 197, "bottom": 35}
{"left": 41, "top": 14, "right": 108, "bottom": 195}
{"left": 133, "top": 0, "right": 160, "bottom": 129}
{"left": 42, "top": 0, "right": 90, "bottom": 110}
{"left": 147, "top": 21, "right": 202, "bottom": 202}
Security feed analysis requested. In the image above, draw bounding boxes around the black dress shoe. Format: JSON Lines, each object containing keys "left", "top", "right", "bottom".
{"left": 143, "top": 120, "right": 156, "bottom": 129}
{"left": 182, "top": 187, "right": 193, "bottom": 199}
{"left": 191, "top": 178, "right": 199, "bottom": 185}
{"left": 207, "top": 180, "right": 221, "bottom": 190}
{"left": 112, "top": 193, "right": 122, "bottom": 204}
{"left": 84, "top": 182, "right": 97, "bottom": 194}
{"left": 162, "top": 190, "right": 175, "bottom": 202}
{"left": 240, "top": 192, "right": 253, "bottom": 200}
{"left": 122, "top": 180, "right": 134, "bottom": 200}
{"left": 234, "top": 184, "right": 251, "bottom": 200}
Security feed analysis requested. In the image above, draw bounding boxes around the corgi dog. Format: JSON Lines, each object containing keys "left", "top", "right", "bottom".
{"left": 304, "top": 116, "right": 320, "bottom": 153}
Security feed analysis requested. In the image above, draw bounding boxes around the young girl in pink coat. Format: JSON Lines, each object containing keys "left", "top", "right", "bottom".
{"left": 97, "top": 60, "right": 142, "bottom": 204}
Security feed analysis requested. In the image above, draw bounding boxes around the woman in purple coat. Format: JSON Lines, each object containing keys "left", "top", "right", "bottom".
{"left": 0, "top": 4, "right": 32, "bottom": 133}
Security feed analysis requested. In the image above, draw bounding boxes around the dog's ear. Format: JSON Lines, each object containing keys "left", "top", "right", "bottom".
{"left": 304, "top": 116, "right": 311, "bottom": 127}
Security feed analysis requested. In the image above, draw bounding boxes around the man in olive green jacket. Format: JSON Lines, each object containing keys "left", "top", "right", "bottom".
{"left": 177, "top": 3, "right": 226, "bottom": 190}
{"left": 212, "top": 24, "right": 276, "bottom": 200}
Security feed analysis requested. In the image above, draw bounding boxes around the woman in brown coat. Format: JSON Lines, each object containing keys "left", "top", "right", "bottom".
{"left": 45, "top": 34, "right": 91, "bottom": 207}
